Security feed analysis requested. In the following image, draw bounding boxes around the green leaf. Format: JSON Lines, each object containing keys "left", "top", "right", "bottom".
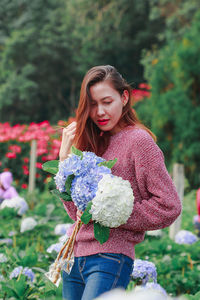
{"left": 14, "top": 275, "right": 27, "bottom": 297}
{"left": 42, "top": 160, "right": 59, "bottom": 175}
{"left": 71, "top": 146, "right": 83, "bottom": 159}
{"left": 81, "top": 202, "right": 92, "bottom": 224}
{"left": 51, "top": 189, "right": 72, "bottom": 201}
{"left": 65, "top": 174, "right": 75, "bottom": 192}
{"left": 94, "top": 222, "right": 110, "bottom": 244}
{"left": 98, "top": 158, "right": 117, "bottom": 169}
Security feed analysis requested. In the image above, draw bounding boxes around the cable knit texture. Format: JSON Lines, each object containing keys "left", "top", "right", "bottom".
{"left": 62, "top": 126, "right": 182, "bottom": 260}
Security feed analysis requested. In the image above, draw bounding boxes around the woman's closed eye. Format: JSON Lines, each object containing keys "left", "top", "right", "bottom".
{"left": 104, "top": 101, "right": 112, "bottom": 105}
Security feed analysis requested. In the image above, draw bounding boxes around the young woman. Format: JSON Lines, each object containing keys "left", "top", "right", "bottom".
{"left": 59, "top": 65, "right": 182, "bottom": 300}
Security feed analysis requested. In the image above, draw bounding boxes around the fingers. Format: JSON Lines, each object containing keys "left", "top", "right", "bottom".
{"left": 62, "top": 122, "right": 76, "bottom": 139}
{"left": 59, "top": 122, "right": 77, "bottom": 161}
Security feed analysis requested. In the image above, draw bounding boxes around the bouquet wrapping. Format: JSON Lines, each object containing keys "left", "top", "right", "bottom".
{"left": 43, "top": 146, "right": 134, "bottom": 286}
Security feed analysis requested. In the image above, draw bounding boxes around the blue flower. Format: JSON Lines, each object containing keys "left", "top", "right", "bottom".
{"left": 55, "top": 152, "right": 106, "bottom": 193}
{"left": 71, "top": 173, "right": 100, "bottom": 211}
{"left": 81, "top": 152, "right": 105, "bottom": 171}
{"left": 132, "top": 259, "right": 157, "bottom": 285}
{"left": 23, "top": 267, "right": 35, "bottom": 282}
{"left": 175, "top": 230, "right": 198, "bottom": 245}
{"left": 54, "top": 172, "right": 67, "bottom": 193}
{"left": 59, "top": 155, "right": 83, "bottom": 177}
{"left": 10, "top": 266, "right": 35, "bottom": 282}
{"left": 55, "top": 151, "right": 111, "bottom": 209}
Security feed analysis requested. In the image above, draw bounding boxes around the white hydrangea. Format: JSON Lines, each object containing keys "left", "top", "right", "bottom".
{"left": 0, "top": 196, "right": 28, "bottom": 216}
{"left": 90, "top": 174, "right": 134, "bottom": 228}
{"left": 46, "top": 242, "right": 63, "bottom": 254}
{"left": 54, "top": 224, "right": 72, "bottom": 236}
{"left": 0, "top": 253, "right": 8, "bottom": 263}
{"left": 59, "top": 234, "right": 69, "bottom": 243}
{"left": 20, "top": 217, "right": 37, "bottom": 233}
{"left": 95, "top": 287, "right": 171, "bottom": 300}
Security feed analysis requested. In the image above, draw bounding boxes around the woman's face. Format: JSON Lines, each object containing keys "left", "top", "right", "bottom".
{"left": 89, "top": 81, "right": 128, "bottom": 135}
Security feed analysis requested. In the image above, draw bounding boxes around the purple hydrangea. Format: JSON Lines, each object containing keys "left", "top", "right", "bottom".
{"left": 193, "top": 215, "right": 200, "bottom": 237}
{"left": 0, "top": 238, "right": 13, "bottom": 246}
{"left": 175, "top": 230, "right": 198, "bottom": 245}
{"left": 81, "top": 152, "right": 105, "bottom": 171}
{"left": 10, "top": 266, "right": 35, "bottom": 282}
{"left": 54, "top": 172, "right": 67, "bottom": 193}
{"left": 132, "top": 259, "right": 157, "bottom": 285}
{"left": 71, "top": 167, "right": 111, "bottom": 211}
{"left": 55, "top": 151, "right": 111, "bottom": 211}
{"left": 59, "top": 155, "right": 82, "bottom": 177}
{"left": 23, "top": 267, "right": 35, "bottom": 282}
{"left": 193, "top": 215, "right": 200, "bottom": 224}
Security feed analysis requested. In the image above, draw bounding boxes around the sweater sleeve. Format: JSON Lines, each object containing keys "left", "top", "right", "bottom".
{"left": 121, "top": 131, "right": 182, "bottom": 232}
{"left": 61, "top": 199, "right": 77, "bottom": 221}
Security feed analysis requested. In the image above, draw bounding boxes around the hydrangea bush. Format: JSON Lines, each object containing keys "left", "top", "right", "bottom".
{"left": 131, "top": 259, "right": 157, "bottom": 285}
{"left": 175, "top": 230, "right": 198, "bottom": 245}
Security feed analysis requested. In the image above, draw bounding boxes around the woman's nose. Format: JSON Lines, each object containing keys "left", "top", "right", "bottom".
{"left": 97, "top": 105, "right": 105, "bottom": 116}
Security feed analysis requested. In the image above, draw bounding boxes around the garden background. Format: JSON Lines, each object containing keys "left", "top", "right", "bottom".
{"left": 0, "top": 0, "right": 200, "bottom": 299}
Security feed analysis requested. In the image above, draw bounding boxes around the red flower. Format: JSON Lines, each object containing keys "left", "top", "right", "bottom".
{"left": 139, "top": 83, "right": 151, "bottom": 90}
{"left": 23, "top": 157, "right": 29, "bottom": 164}
{"left": 8, "top": 145, "right": 21, "bottom": 153}
{"left": 6, "top": 152, "right": 16, "bottom": 159}
{"left": 41, "top": 156, "right": 48, "bottom": 162}
{"left": 0, "top": 161, "right": 2, "bottom": 166}
{"left": 39, "top": 120, "right": 50, "bottom": 127}
{"left": 22, "top": 165, "right": 29, "bottom": 175}
{"left": 57, "top": 120, "right": 67, "bottom": 127}
{"left": 36, "top": 162, "right": 42, "bottom": 169}
{"left": 132, "top": 89, "right": 151, "bottom": 102}
{"left": 21, "top": 183, "right": 28, "bottom": 189}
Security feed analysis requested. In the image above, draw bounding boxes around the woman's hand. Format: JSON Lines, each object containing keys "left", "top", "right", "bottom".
{"left": 59, "top": 121, "right": 77, "bottom": 161}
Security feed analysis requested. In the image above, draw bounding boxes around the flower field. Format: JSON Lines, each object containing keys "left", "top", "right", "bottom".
{"left": 0, "top": 120, "right": 74, "bottom": 191}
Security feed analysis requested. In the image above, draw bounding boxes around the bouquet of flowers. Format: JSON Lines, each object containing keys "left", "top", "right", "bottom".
{"left": 43, "top": 146, "right": 134, "bottom": 286}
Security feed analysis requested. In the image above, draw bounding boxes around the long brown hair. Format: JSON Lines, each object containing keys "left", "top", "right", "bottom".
{"left": 74, "top": 65, "right": 156, "bottom": 155}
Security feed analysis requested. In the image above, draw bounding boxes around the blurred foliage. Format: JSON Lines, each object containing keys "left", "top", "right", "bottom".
{"left": 136, "top": 1, "right": 200, "bottom": 188}
{"left": 131, "top": 189, "right": 200, "bottom": 297}
{"left": 0, "top": 0, "right": 164, "bottom": 123}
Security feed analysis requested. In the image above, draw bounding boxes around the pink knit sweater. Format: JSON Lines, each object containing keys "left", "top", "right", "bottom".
{"left": 62, "top": 126, "right": 182, "bottom": 260}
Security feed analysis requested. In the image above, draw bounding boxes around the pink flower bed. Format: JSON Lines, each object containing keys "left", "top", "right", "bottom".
{"left": 0, "top": 120, "right": 74, "bottom": 191}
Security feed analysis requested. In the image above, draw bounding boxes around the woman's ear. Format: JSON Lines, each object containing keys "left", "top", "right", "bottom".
{"left": 122, "top": 90, "right": 129, "bottom": 106}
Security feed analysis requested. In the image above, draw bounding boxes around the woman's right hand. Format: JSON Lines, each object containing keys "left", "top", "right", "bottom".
{"left": 59, "top": 121, "right": 77, "bottom": 161}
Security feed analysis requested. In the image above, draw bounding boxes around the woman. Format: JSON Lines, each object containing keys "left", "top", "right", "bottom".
{"left": 59, "top": 65, "right": 181, "bottom": 300}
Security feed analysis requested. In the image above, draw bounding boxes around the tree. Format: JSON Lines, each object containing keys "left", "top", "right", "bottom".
{"left": 136, "top": 7, "right": 200, "bottom": 188}
{"left": 0, "top": 0, "right": 75, "bottom": 123}
{"left": 0, "top": 0, "right": 164, "bottom": 123}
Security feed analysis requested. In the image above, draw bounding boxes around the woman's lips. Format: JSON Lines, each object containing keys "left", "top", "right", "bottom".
{"left": 97, "top": 119, "right": 109, "bottom": 125}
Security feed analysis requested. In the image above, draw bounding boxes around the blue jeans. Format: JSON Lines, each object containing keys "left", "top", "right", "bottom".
{"left": 62, "top": 253, "right": 134, "bottom": 300}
